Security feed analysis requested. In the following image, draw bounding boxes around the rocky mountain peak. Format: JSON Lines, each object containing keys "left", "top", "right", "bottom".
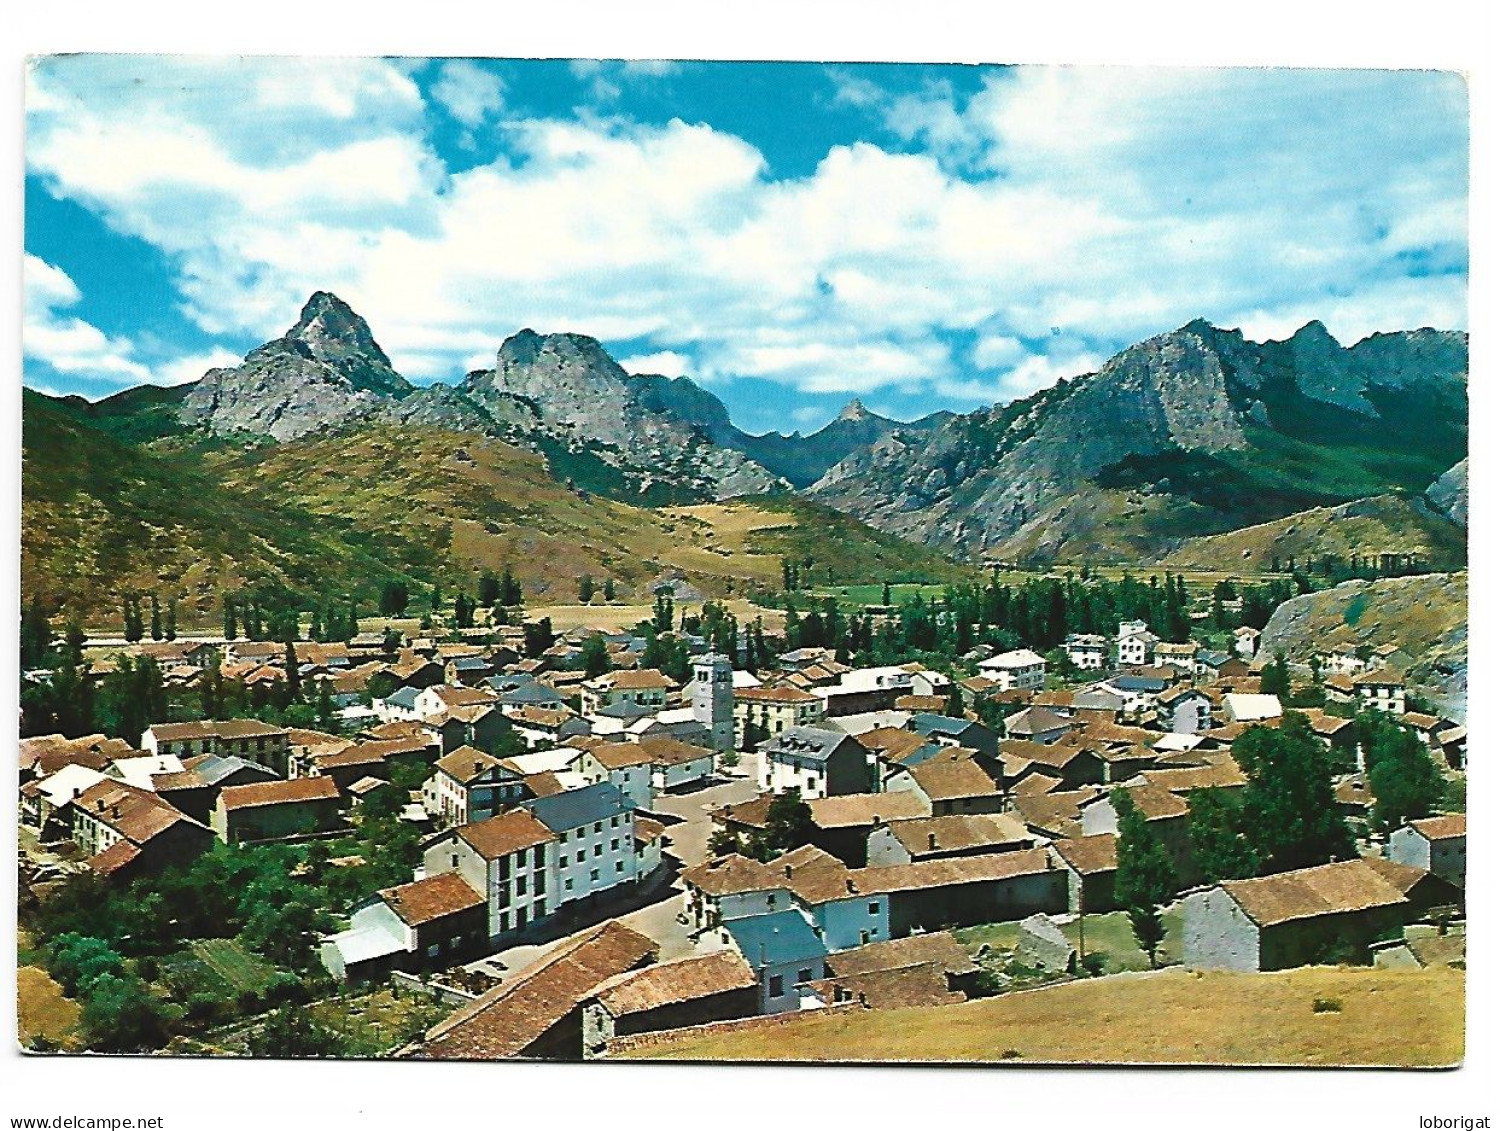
{"left": 837, "top": 398, "right": 872, "bottom": 422}
{"left": 281, "top": 290, "right": 408, "bottom": 398}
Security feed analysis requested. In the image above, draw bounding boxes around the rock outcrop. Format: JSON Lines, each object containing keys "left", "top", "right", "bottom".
{"left": 181, "top": 292, "right": 413, "bottom": 442}
{"left": 811, "top": 320, "right": 1468, "bottom": 561}
{"left": 1426, "top": 459, "right": 1468, "bottom": 528}
{"left": 459, "top": 330, "right": 786, "bottom": 499}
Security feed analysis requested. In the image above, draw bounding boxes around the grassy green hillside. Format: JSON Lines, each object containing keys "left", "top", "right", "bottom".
{"left": 21, "top": 389, "right": 395, "bottom": 625}
{"left": 1160, "top": 494, "right": 1465, "bottom": 573}
{"left": 22, "top": 394, "right": 966, "bottom": 625}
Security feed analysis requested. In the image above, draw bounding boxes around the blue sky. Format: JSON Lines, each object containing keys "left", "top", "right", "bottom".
{"left": 23, "top": 58, "right": 1468, "bottom": 434}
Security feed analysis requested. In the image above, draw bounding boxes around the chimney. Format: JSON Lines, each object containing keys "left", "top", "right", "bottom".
{"left": 928, "top": 832, "right": 938, "bottom": 851}
{"left": 784, "top": 864, "right": 793, "bottom": 878}
{"left": 845, "top": 878, "right": 855, "bottom": 893}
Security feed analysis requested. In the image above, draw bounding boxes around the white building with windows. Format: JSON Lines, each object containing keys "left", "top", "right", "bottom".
{"left": 522, "top": 782, "right": 639, "bottom": 903}
{"left": 1115, "top": 621, "right": 1159, "bottom": 668}
{"left": 977, "top": 649, "right": 1047, "bottom": 691}
{"left": 1065, "top": 634, "right": 1109, "bottom": 671}
{"left": 421, "top": 809, "right": 558, "bottom": 940}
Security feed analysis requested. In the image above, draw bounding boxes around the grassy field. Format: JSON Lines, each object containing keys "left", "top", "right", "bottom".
{"left": 620, "top": 966, "right": 1464, "bottom": 1066}
{"left": 190, "top": 939, "right": 283, "bottom": 994}
{"left": 17, "top": 966, "right": 80, "bottom": 1050}
{"left": 157, "top": 938, "right": 284, "bottom": 1004}
{"left": 956, "top": 909, "right": 1185, "bottom": 975}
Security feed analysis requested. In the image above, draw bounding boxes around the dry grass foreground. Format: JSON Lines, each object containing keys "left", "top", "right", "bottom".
{"left": 17, "top": 966, "right": 80, "bottom": 1050}
{"left": 620, "top": 966, "right": 1464, "bottom": 1067}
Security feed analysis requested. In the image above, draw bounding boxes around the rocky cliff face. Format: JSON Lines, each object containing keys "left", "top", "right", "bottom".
{"left": 174, "top": 297, "right": 785, "bottom": 500}
{"left": 460, "top": 330, "right": 786, "bottom": 499}
{"left": 1426, "top": 458, "right": 1468, "bottom": 528}
{"left": 812, "top": 322, "right": 1254, "bottom": 550}
{"left": 811, "top": 320, "right": 1468, "bottom": 560}
{"left": 181, "top": 292, "right": 413, "bottom": 441}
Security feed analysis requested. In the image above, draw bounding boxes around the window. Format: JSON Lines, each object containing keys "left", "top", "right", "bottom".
{"left": 615, "top": 861, "right": 624, "bottom": 873}
{"left": 594, "top": 822, "right": 603, "bottom": 833}
{"left": 533, "top": 844, "right": 545, "bottom": 868}
{"left": 797, "top": 968, "right": 813, "bottom": 984}
{"left": 594, "top": 844, "right": 602, "bottom": 857}
{"left": 868, "top": 902, "right": 880, "bottom": 915}
{"left": 768, "top": 975, "right": 784, "bottom": 998}
{"left": 591, "top": 869, "right": 600, "bottom": 882}
{"left": 565, "top": 878, "right": 573, "bottom": 891}
{"left": 576, "top": 850, "right": 585, "bottom": 863}
{"left": 860, "top": 930, "right": 870, "bottom": 945}
{"left": 516, "top": 874, "right": 527, "bottom": 895}
{"left": 610, "top": 839, "right": 619, "bottom": 851}
{"left": 611, "top": 815, "right": 620, "bottom": 828}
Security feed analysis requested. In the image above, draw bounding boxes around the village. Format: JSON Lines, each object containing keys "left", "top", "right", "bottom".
{"left": 16, "top": 569, "right": 1467, "bottom": 1061}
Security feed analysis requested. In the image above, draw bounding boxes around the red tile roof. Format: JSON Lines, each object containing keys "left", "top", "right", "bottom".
{"left": 416, "top": 922, "right": 656, "bottom": 1058}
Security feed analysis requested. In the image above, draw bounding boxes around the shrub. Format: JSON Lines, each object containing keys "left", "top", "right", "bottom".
{"left": 1312, "top": 997, "right": 1343, "bottom": 1014}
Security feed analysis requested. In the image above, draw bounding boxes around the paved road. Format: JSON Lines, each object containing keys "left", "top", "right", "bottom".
{"left": 465, "top": 774, "right": 760, "bottom": 975}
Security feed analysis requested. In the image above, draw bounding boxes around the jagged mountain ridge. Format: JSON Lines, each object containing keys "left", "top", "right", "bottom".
{"left": 810, "top": 319, "right": 1467, "bottom": 561}
{"left": 734, "top": 398, "right": 954, "bottom": 489}
{"left": 170, "top": 294, "right": 782, "bottom": 499}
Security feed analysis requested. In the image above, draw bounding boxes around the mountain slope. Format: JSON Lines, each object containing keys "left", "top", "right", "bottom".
{"left": 1258, "top": 572, "right": 1467, "bottom": 715}
{"left": 811, "top": 320, "right": 1467, "bottom": 561}
{"left": 1156, "top": 493, "right": 1467, "bottom": 573}
{"left": 734, "top": 399, "right": 953, "bottom": 489}
{"left": 22, "top": 391, "right": 964, "bottom": 624}
{"left": 20, "top": 389, "right": 398, "bottom": 621}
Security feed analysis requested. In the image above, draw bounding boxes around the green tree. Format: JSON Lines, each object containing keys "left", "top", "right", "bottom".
{"left": 149, "top": 594, "right": 162, "bottom": 641}
{"left": 284, "top": 636, "right": 301, "bottom": 700}
{"left": 80, "top": 972, "right": 175, "bottom": 1052}
{"left": 581, "top": 633, "right": 610, "bottom": 679}
{"left": 603, "top": 577, "right": 616, "bottom": 602}
{"left": 223, "top": 597, "right": 238, "bottom": 641}
{"left": 247, "top": 1006, "right": 349, "bottom": 1058}
{"left": 1259, "top": 652, "right": 1292, "bottom": 699}
{"left": 753, "top": 790, "right": 817, "bottom": 859}
{"left": 164, "top": 599, "right": 178, "bottom": 642}
{"left": 1186, "top": 787, "right": 1260, "bottom": 884}
{"left": 1366, "top": 716, "right": 1446, "bottom": 832}
{"left": 48, "top": 934, "right": 125, "bottom": 997}
{"left": 20, "top": 597, "right": 52, "bottom": 668}
{"left": 579, "top": 574, "right": 596, "bottom": 604}
{"left": 1235, "top": 712, "right": 1355, "bottom": 873}
{"left": 477, "top": 571, "right": 500, "bottom": 608}
{"left": 1113, "top": 789, "right": 1178, "bottom": 967}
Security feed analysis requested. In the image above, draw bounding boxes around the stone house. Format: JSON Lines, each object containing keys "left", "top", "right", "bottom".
{"left": 581, "top": 950, "right": 758, "bottom": 1057}
{"left": 1388, "top": 814, "right": 1465, "bottom": 889}
{"left": 1182, "top": 857, "right": 1456, "bottom": 971}
{"left": 1353, "top": 668, "right": 1407, "bottom": 714}
{"left": 411, "top": 921, "right": 657, "bottom": 1060}
{"left": 211, "top": 776, "right": 343, "bottom": 844}
{"left": 1050, "top": 833, "right": 1120, "bottom": 913}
